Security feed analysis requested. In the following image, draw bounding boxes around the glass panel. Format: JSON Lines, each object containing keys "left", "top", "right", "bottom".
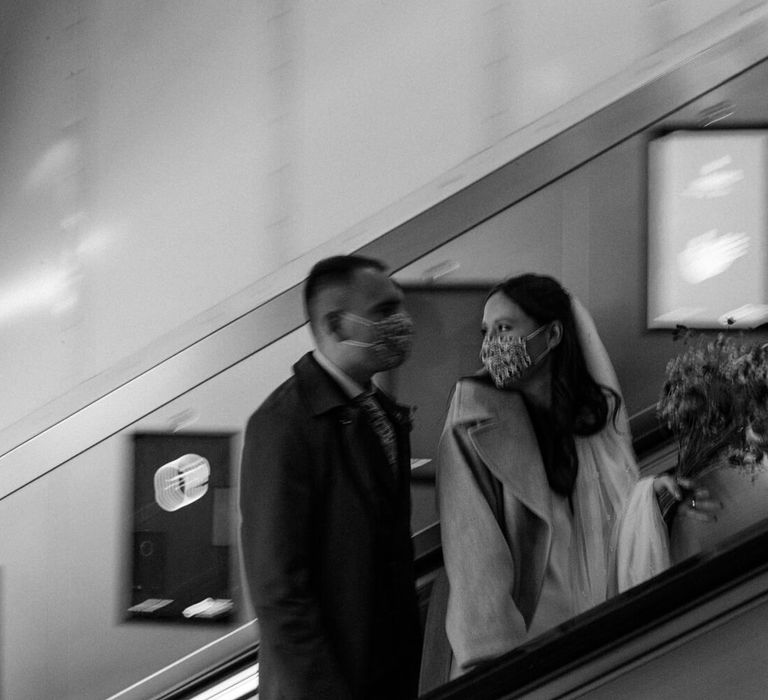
{"left": 0, "top": 0, "right": 752, "bottom": 454}
{"left": 0, "top": 329, "right": 311, "bottom": 700}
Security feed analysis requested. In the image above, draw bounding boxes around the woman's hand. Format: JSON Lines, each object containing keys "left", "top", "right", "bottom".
{"left": 653, "top": 475, "right": 723, "bottom": 522}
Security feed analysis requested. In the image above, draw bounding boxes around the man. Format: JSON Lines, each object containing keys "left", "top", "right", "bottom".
{"left": 239, "top": 255, "right": 422, "bottom": 699}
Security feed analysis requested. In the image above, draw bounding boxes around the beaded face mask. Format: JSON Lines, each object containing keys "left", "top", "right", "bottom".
{"left": 480, "top": 325, "right": 548, "bottom": 389}
{"left": 342, "top": 311, "right": 414, "bottom": 370}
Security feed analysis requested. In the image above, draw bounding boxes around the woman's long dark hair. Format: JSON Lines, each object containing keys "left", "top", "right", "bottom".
{"left": 482, "top": 274, "right": 620, "bottom": 496}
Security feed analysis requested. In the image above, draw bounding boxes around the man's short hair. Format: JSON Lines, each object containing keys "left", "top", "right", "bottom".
{"left": 304, "top": 254, "right": 387, "bottom": 330}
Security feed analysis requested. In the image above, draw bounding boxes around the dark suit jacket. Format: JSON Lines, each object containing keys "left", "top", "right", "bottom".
{"left": 239, "top": 352, "right": 421, "bottom": 700}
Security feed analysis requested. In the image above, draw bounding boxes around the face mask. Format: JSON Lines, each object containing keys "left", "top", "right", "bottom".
{"left": 342, "top": 311, "right": 414, "bottom": 370}
{"left": 480, "top": 325, "right": 548, "bottom": 389}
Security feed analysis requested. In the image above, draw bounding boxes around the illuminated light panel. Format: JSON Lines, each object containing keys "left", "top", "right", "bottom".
{"left": 648, "top": 130, "right": 768, "bottom": 329}
{"left": 154, "top": 454, "right": 210, "bottom": 512}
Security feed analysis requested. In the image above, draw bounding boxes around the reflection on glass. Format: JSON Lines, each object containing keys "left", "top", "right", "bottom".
{"left": 0, "top": 267, "right": 76, "bottom": 324}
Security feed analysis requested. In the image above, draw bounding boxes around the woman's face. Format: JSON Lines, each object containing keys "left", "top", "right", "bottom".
{"left": 481, "top": 292, "right": 540, "bottom": 341}
{"left": 481, "top": 292, "right": 554, "bottom": 388}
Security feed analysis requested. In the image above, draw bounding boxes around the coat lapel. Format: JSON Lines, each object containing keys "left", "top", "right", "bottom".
{"left": 293, "top": 354, "right": 381, "bottom": 508}
{"left": 466, "top": 401, "right": 553, "bottom": 527}
{"left": 293, "top": 353, "right": 409, "bottom": 509}
{"left": 466, "top": 402, "right": 554, "bottom": 625}
{"left": 448, "top": 380, "right": 555, "bottom": 627}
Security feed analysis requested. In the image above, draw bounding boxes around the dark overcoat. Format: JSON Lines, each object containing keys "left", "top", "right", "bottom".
{"left": 239, "top": 352, "right": 421, "bottom": 700}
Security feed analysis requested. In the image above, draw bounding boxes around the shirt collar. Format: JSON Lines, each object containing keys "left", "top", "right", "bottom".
{"left": 313, "top": 349, "right": 368, "bottom": 399}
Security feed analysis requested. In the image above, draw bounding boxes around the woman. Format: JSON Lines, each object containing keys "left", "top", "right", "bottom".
{"left": 435, "top": 274, "right": 715, "bottom": 678}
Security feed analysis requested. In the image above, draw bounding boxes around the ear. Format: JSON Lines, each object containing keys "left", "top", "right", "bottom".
{"left": 324, "top": 310, "right": 344, "bottom": 339}
{"left": 547, "top": 320, "right": 563, "bottom": 349}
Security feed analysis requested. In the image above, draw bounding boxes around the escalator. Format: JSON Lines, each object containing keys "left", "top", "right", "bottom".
{"left": 162, "top": 411, "right": 768, "bottom": 699}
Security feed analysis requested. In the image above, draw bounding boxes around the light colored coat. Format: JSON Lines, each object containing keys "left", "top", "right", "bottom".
{"left": 437, "top": 377, "right": 638, "bottom": 674}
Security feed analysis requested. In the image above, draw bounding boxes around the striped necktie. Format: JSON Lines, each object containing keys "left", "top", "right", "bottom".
{"left": 355, "top": 390, "right": 399, "bottom": 481}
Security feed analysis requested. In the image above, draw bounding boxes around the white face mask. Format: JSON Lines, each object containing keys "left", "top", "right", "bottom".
{"left": 480, "top": 324, "right": 549, "bottom": 388}
{"left": 341, "top": 312, "right": 414, "bottom": 370}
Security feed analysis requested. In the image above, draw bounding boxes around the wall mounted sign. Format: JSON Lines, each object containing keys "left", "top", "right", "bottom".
{"left": 128, "top": 431, "right": 235, "bottom": 622}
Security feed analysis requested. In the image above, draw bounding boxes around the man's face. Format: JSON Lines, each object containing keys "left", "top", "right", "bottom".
{"left": 344, "top": 267, "right": 405, "bottom": 324}
{"left": 337, "top": 267, "right": 412, "bottom": 376}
